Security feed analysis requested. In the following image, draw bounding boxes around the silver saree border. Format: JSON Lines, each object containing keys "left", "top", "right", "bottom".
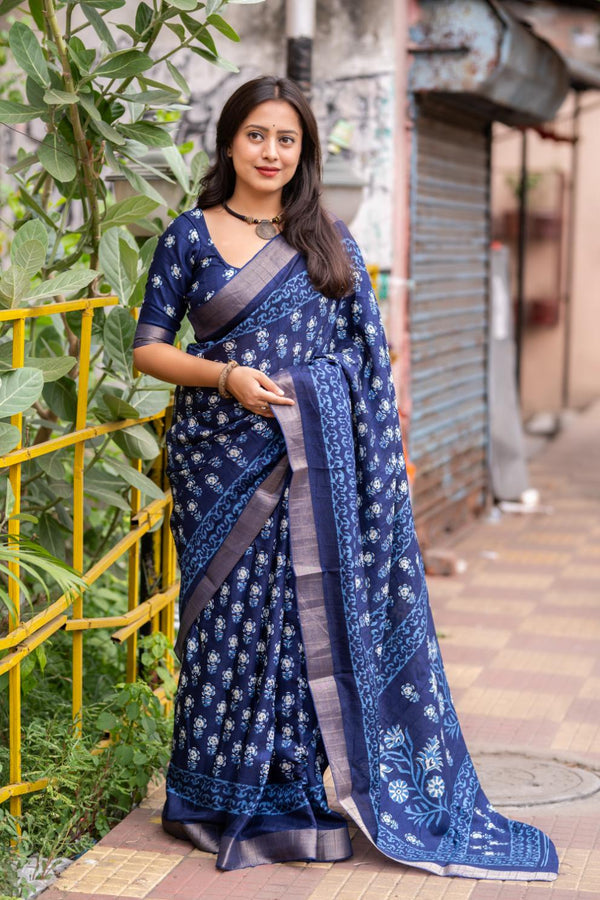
{"left": 188, "top": 237, "right": 298, "bottom": 341}
{"left": 174, "top": 455, "right": 290, "bottom": 660}
{"left": 272, "top": 371, "right": 369, "bottom": 836}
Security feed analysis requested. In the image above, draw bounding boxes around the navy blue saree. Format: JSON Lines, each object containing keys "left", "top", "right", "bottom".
{"left": 133, "top": 209, "right": 558, "bottom": 879}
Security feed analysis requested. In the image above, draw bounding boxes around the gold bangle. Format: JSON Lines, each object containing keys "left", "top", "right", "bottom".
{"left": 217, "top": 360, "right": 239, "bottom": 399}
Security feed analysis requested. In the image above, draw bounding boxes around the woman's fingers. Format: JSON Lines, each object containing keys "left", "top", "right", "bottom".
{"left": 226, "top": 366, "right": 294, "bottom": 414}
{"left": 256, "top": 372, "right": 294, "bottom": 404}
{"left": 257, "top": 388, "right": 294, "bottom": 406}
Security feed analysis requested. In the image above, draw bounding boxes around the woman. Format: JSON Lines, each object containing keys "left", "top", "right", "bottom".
{"left": 133, "top": 76, "right": 558, "bottom": 880}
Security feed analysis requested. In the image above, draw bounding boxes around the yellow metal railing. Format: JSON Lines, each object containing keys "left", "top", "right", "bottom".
{"left": 0, "top": 297, "right": 178, "bottom": 821}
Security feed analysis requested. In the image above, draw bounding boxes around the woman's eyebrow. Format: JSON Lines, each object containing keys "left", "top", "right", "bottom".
{"left": 245, "top": 123, "right": 299, "bottom": 135}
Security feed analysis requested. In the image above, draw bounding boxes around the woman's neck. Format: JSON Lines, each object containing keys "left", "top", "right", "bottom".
{"left": 227, "top": 185, "right": 283, "bottom": 219}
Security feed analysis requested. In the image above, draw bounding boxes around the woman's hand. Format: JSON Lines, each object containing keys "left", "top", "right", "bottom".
{"left": 225, "top": 365, "right": 295, "bottom": 418}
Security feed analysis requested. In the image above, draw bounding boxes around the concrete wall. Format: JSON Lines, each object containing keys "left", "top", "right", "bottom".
{"left": 492, "top": 91, "right": 600, "bottom": 416}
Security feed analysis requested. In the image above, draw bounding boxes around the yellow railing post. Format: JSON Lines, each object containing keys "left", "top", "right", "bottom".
{"left": 72, "top": 307, "right": 93, "bottom": 732}
{"left": 127, "top": 461, "right": 142, "bottom": 683}
{"left": 8, "top": 318, "right": 25, "bottom": 825}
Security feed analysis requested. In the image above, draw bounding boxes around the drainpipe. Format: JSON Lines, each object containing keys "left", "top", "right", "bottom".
{"left": 286, "top": 0, "right": 316, "bottom": 96}
{"left": 390, "top": 0, "right": 419, "bottom": 439}
{"left": 515, "top": 128, "right": 528, "bottom": 395}
{"left": 562, "top": 90, "right": 581, "bottom": 410}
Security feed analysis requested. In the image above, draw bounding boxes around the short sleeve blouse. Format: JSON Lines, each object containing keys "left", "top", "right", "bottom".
{"left": 133, "top": 209, "right": 239, "bottom": 348}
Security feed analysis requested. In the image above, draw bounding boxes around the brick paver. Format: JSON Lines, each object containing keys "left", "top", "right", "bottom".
{"left": 41, "top": 403, "right": 600, "bottom": 900}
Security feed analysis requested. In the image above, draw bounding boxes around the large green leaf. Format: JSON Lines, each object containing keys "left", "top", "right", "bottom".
{"left": 12, "top": 220, "right": 48, "bottom": 258}
{"left": 0, "top": 367, "right": 44, "bottom": 417}
{"left": 0, "top": 0, "right": 24, "bottom": 15}
{"left": 83, "top": 0, "right": 126, "bottom": 8}
{"left": 104, "top": 456, "right": 165, "bottom": 501}
{"left": 42, "top": 376, "right": 77, "bottom": 421}
{"left": 102, "top": 391, "right": 140, "bottom": 420}
{"left": 103, "top": 305, "right": 136, "bottom": 374}
{"left": 99, "top": 228, "right": 138, "bottom": 302}
{"left": 38, "top": 132, "right": 77, "bottom": 183}
{"left": 111, "top": 157, "right": 170, "bottom": 206}
{"left": 0, "top": 423, "right": 21, "bottom": 455}
{"left": 139, "top": 235, "right": 159, "bottom": 270}
{"left": 92, "top": 117, "right": 126, "bottom": 145}
{"left": 161, "top": 145, "right": 189, "bottom": 193}
{"left": 111, "top": 424, "right": 161, "bottom": 460}
{"left": 102, "top": 196, "right": 159, "bottom": 230}
{"left": 26, "top": 74, "right": 46, "bottom": 110}
{"left": 118, "top": 122, "right": 172, "bottom": 148}
{"left": 166, "top": 60, "right": 190, "bottom": 96}
{"left": 6, "top": 150, "right": 38, "bottom": 176}
{"left": 0, "top": 266, "right": 31, "bottom": 306}
{"left": 116, "top": 88, "right": 181, "bottom": 105}
{"left": 191, "top": 46, "right": 238, "bottom": 72}
{"left": 84, "top": 484, "right": 131, "bottom": 512}
{"left": 37, "top": 513, "right": 67, "bottom": 559}
{"left": 9, "top": 21, "right": 50, "bottom": 87}
{"left": 11, "top": 239, "right": 46, "bottom": 277}
{"left": 129, "top": 377, "right": 171, "bottom": 417}
{"left": 165, "top": 0, "right": 200, "bottom": 9}
{"left": 80, "top": 3, "right": 117, "bottom": 51}
{"left": 205, "top": 0, "right": 225, "bottom": 11}
{"left": 44, "top": 88, "right": 79, "bottom": 106}
{"left": 0, "top": 100, "right": 42, "bottom": 124}
{"left": 135, "top": 1, "right": 154, "bottom": 35}
{"left": 67, "top": 37, "right": 97, "bottom": 74}
{"left": 93, "top": 50, "right": 154, "bottom": 79}
{"left": 26, "top": 356, "right": 77, "bottom": 382}
{"left": 24, "top": 269, "right": 98, "bottom": 303}
{"left": 78, "top": 92, "right": 101, "bottom": 122}
{"left": 28, "top": 0, "right": 45, "bottom": 30}
{"left": 206, "top": 13, "right": 240, "bottom": 41}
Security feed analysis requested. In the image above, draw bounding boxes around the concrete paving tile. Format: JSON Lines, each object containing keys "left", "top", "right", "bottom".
{"left": 470, "top": 571, "right": 556, "bottom": 591}
{"left": 438, "top": 625, "right": 513, "bottom": 650}
{"left": 519, "top": 615, "right": 600, "bottom": 641}
{"left": 445, "top": 597, "right": 539, "bottom": 618}
{"left": 551, "top": 721, "right": 600, "bottom": 756}
{"left": 491, "top": 648, "right": 596, "bottom": 677}
{"left": 443, "top": 662, "right": 484, "bottom": 689}
{"left": 456, "top": 686, "right": 571, "bottom": 722}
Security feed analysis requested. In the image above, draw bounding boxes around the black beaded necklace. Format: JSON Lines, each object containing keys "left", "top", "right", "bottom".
{"left": 222, "top": 202, "right": 282, "bottom": 240}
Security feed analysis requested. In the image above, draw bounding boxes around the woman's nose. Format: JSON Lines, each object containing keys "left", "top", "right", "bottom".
{"left": 262, "top": 137, "right": 278, "bottom": 159}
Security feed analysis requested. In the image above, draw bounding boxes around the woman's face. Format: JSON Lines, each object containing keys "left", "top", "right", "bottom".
{"left": 228, "top": 99, "right": 303, "bottom": 199}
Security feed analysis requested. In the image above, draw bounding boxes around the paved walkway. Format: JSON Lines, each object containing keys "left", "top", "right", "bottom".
{"left": 42, "top": 403, "right": 600, "bottom": 900}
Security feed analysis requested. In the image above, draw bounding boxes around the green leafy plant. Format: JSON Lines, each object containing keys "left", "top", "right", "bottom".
{"left": 0, "top": 662, "right": 175, "bottom": 896}
{"left": 0, "top": 530, "right": 86, "bottom": 617}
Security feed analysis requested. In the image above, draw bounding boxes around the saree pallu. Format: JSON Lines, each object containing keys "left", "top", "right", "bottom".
{"left": 162, "top": 226, "right": 558, "bottom": 879}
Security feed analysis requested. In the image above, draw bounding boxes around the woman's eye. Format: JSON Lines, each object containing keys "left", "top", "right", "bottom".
{"left": 248, "top": 131, "right": 263, "bottom": 141}
{"left": 280, "top": 136, "right": 294, "bottom": 145}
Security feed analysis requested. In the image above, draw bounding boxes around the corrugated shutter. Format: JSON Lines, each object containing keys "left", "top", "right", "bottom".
{"left": 409, "top": 103, "right": 490, "bottom": 542}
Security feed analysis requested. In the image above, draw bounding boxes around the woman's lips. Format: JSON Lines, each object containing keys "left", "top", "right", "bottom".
{"left": 256, "top": 167, "right": 280, "bottom": 177}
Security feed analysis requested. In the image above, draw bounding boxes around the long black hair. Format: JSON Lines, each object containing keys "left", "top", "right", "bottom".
{"left": 196, "top": 76, "right": 353, "bottom": 299}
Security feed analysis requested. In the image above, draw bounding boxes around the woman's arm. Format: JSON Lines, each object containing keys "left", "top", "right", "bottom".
{"left": 133, "top": 343, "right": 294, "bottom": 416}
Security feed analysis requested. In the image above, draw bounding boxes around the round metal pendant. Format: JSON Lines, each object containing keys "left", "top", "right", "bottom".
{"left": 255, "top": 220, "right": 278, "bottom": 240}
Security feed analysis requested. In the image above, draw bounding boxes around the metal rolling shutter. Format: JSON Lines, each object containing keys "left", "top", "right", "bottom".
{"left": 409, "top": 105, "right": 490, "bottom": 542}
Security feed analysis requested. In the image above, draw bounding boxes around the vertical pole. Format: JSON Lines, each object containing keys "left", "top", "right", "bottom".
{"left": 127, "top": 462, "right": 142, "bottom": 683}
{"left": 72, "top": 306, "right": 93, "bottom": 733}
{"left": 8, "top": 318, "right": 25, "bottom": 824}
{"left": 390, "top": 0, "right": 416, "bottom": 436}
{"left": 286, "top": 0, "right": 315, "bottom": 96}
{"left": 515, "top": 129, "right": 528, "bottom": 395}
{"left": 562, "top": 91, "right": 581, "bottom": 411}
